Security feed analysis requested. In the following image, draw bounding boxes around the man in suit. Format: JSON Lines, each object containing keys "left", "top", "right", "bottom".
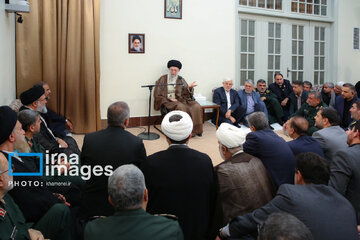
{"left": 290, "top": 90, "right": 327, "bottom": 135}
{"left": 141, "top": 111, "right": 215, "bottom": 240}
{"left": 321, "top": 82, "right": 336, "bottom": 108}
{"left": 289, "top": 80, "right": 308, "bottom": 115}
{"left": 329, "top": 121, "right": 360, "bottom": 225}
{"left": 0, "top": 106, "right": 72, "bottom": 240}
{"left": 211, "top": 123, "right": 275, "bottom": 238}
{"left": 243, "top": 112, "right": 295, "bottom": 188}
{"left": 212, "top": 77, "right": 245, "bottom": 127}
{"left": 84, "top": 164, "right": 183, "bottom": 240}
{"left": 238, "top": 79, "right": 268, "bottom": 126}
{"left": 256, "top": 79, "right": 284, "bottom": 125}
{"left": 81, "top": 101, "right": 146, "bottom": 217}
{"left": 218, "top": 152, "right": 358, "bottom": 240}
{"left": 285, "top": 116, "right": 324, "bottom": 157}
{"left": 335, "top": 83, "right": 358, "bottom": 128}
{"left": 268, "top": 72, "right": 293, "bottom": 120}
{"left": 313, "top": 107, "right": 348, "bottom": 163}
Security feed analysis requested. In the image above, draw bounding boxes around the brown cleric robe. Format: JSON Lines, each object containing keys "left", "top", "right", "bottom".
{"left": 154, "top": 74, "right": 203, "bottom": 135}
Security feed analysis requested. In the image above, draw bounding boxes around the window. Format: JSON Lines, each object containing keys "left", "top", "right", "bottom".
{"left": 268, "top": 22, "right": 281, "bottom": 83}
{"left": 291, "top": 0, "right": 327, "bottom": 16}
{"left": 291, "top": 25, "right": 304, "bottom": 81}
{"left": 240, "top": 19, "right": 255, "bottom": 85}
{"left": 314, "top": 27, "right": 325, "bottom": 85}
{"left": 239, "top": 0, "right": 282, "bottom": 10}
{"left": 354, "top": 27, "right": 360, "bottom": 50}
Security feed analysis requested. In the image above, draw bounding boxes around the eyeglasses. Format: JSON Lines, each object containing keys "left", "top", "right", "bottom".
{"left": 0, "top": 164, "right": 14, "bottom": 175}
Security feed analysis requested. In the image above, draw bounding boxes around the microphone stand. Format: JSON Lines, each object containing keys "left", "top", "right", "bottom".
{"left": 138, "top": 83, "right": 183, "bottom": 140}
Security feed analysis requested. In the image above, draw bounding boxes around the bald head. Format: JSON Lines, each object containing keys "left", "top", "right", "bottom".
{"left": 289, "top": 116, "right": 309, "bottom": 137}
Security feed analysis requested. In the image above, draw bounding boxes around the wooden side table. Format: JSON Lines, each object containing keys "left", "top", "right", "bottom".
{"left": 196, "top": 100, "right": 220, "bottom": 129}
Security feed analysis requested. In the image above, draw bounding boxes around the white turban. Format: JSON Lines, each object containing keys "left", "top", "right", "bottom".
{"left": 161, "top": 110, "right": 193, "bottom": 141}
{"left": 216, "top": 123, "right": 246, "bottom": 148}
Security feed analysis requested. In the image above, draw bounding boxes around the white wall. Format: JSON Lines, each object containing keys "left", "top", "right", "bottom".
{"left": 100, "top": 0, "right": 236, "bottom": 118}
{"left": 335, "top": 0, "right": 360, "bottom": 84}
{"left": 0, "top": 1, "right": 16, "bottom": 105}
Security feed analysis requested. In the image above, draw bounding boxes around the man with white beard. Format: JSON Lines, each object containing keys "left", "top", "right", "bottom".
{"left": 19, "top": 86, "right": 81, "bottom": 159}
{"left": 210, "top": 123, "right": 275, "bottom": 239}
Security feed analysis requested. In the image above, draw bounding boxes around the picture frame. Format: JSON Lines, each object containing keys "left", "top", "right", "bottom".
{"left": 164, "top": 0, "right": 182, "bottom": 19}
{"left": 128, "top": 34, "right": 145, "bottom": 54}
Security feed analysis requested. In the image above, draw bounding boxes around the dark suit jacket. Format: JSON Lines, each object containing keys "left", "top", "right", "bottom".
{"left": 289, "top": 90, "right": 308, "bottom": 115}
{"left": 228, "top": 184, "right": 358, "bottom": 240}
{"left": 243, "top": 129, "right": 295, "bottom": 187}
{"left": 84, "top": 208, "right": 183, "bottom": 240}
{"left": 268, "top": 79, "right": 293, "bottom": 110}
{"left": 81, "top": 126, "right": 146, "bottom": 217}
{"left": 335, "top": 95, "right": 358, "bottom": 128}
{"left": 287, "top": 135, "right": 324, "bottom": 157}
{"left": 141, "top": 145, "right": 215, "bottom": 240}
{"left": 238, "top": 90, "right": 268, "bottom": 117}
{"left": 329, "top": 144, "right": 360, "bottom": 224}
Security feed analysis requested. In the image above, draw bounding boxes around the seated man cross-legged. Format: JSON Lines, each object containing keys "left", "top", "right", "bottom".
{"left": 212, "top": 77, "right": 245, "bottom": 127}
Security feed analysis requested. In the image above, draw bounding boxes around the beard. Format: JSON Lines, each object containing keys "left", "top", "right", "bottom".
{"left": 14, "top": 133, "right": 31, "bottom": 153}
{"left": 37, "top": 103, "right": 48, "bottom": 114}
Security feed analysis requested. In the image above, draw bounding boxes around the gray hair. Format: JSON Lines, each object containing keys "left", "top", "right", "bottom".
{"left": 108, "top": 164, "right": 145, "bottom": 211}
{"left": 107, "top": 101, "right": 130, "bottom": 127}
{"left": 245, "top": 79, "right": 254, "bottom": 85}
{"left": 324, "top": 82, "right": 334, "bottom": 88}
{"left": 257, "top": 79, "right": 266, "bottom": 84}
{"left": 246, "top": 112, "right": 269, "bottom": 131}
{"left": 18, "top": 110, "right": 39, "bottom": 132}
{"left": 308, "top": 90, "right": 322, "bottom": 100}
{"left": 335, "top": 81, "right": 344, "bottom": 87}
{"left": 223, "top": 77, "right": 233, "bottom": 83}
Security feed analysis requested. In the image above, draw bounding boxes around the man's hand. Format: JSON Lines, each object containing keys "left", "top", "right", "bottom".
{"left": 189, "top": 81, "right": 197, "bottom": 88}
{"left": 261, "top": 96, "right": 266, "bottom": 101}
{"left": 57, "top": 138, "right": 68, "bottom": 148}
{"left": 53, "top": 193, "right": 71, "bottom": 206}
{"left": 168, "top": 98, "right": 178, "bottom": 102}
{"left": 65, "top": 120, "right": 73, "bottom": 132}
{"left": 28, "top": 229, "right": 45, "bottom": 240}
{"left": 230, "top": 116, "right": 236, "bottom": 123}
{"left": 225, "top": 110, "right": 232, "bottom": 119}
{"left": 281, "top": 98, "right": 289, "bottom": 106}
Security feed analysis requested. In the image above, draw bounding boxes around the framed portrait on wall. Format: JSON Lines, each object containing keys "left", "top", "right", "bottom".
{"left": 164, "top": 0, "right": 182, "bottom": 19}
{"left": 129, "top": 34, "right": 145, "bottom": 54}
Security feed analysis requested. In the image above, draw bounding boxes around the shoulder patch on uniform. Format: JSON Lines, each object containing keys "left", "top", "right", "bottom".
{"left": 0, "top": 207, "right": 6, "bottom": 218}
{"left": 154, "top": 213, "right": 178, "bottom": 221}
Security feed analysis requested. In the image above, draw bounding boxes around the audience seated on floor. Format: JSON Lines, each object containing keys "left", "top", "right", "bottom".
{"left": 238, "top": 79, "right": 268, "bottom": 126}
{"left": 81, "top": 101, "right": 146, "bottom": 217}
{"left": 329, "top": 120, "right": 360, "bottom": 225}
{"left": 0, "top": 106, "right": 72, "bottom": 240}
{"left": 335, "top": 83, "right": 358, "bottom": 129}
{"left": 84, "top": 164, "right": 183, "bottom": 240}
{"left": 141, "top": 110, "right": 215, "bottom": 240}
{"left": 256, "top": 79, "right": 284, "bottom": 125}
{"left": 289, "top": 80, "right": 308, "bottom": 115}
{"left": 268, "top": 73, "right": 293, "bottom": 120}
{"left": 257, "top": 212, "right": 313, "bottom": 240}
{"left": 285, "top": 116, "right": 324, "bottom": 157}
{"left": 34, "top": 81, "right": 74, "bottom": 138}
{"left": 211, "top": 122, "right": 275, "bottom": 239}
{"left": 212, "top": 77, "right": 245, "bottom": 127}
{"left": 218, "top": 152, "right": 358, "bottom": 240}
{"left": 289, "top": 90, "right": 327, "bottom": 135}
{"left": 243, "top": 112, "right": 295, "bottom": 188}
{"left": 313, "top": 107, "right": 348, "bottom": 163}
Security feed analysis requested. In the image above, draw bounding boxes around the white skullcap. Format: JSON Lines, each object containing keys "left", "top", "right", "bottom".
{"left": 216, "top": 123, "right": 246, "bottom": 148}
{"left": 161, "top": 110, "right": 193, "bottom": 141}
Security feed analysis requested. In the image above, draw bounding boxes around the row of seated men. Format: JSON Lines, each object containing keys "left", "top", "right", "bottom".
{"left": 212, "top": 73, "right": 359, "bottom": 136}
{"left": 1, "top": 90, "right": 360, "bottom": 240}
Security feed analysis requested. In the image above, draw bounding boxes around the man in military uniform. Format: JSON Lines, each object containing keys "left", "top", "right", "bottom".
{"left": 84, "top": 164, "right": 183, "bottom": 240}
{"left": 256, "top": 79, "right": 284, "bottom": 125}
{"left": 284, "top": 91, "right": 327, "bottom": 135}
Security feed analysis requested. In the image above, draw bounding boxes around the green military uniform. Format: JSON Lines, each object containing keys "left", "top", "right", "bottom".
{"left": 292, "top": 101, "right": 328, "bottom": 135}
{"left": 84, "top": 208, "right": 184, "bottom": 240}
{"left": 0, "top": 194, "right": 31, "bottom": 240}
{"left": 256, "top": 88, "right": 284, "bottom": 124}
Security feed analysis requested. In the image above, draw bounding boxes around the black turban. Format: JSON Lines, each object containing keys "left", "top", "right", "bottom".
{"left": 0, "top": 106, "right": 18, "bottom": 145}
{"left": 132, "top": 35, "right": 141, "bottom": 43}
{"left": 167, "top": 60, "right": 182, "bottom": 70}
{"left": 20, "top": 86, "right": 45, "bottom": 106}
